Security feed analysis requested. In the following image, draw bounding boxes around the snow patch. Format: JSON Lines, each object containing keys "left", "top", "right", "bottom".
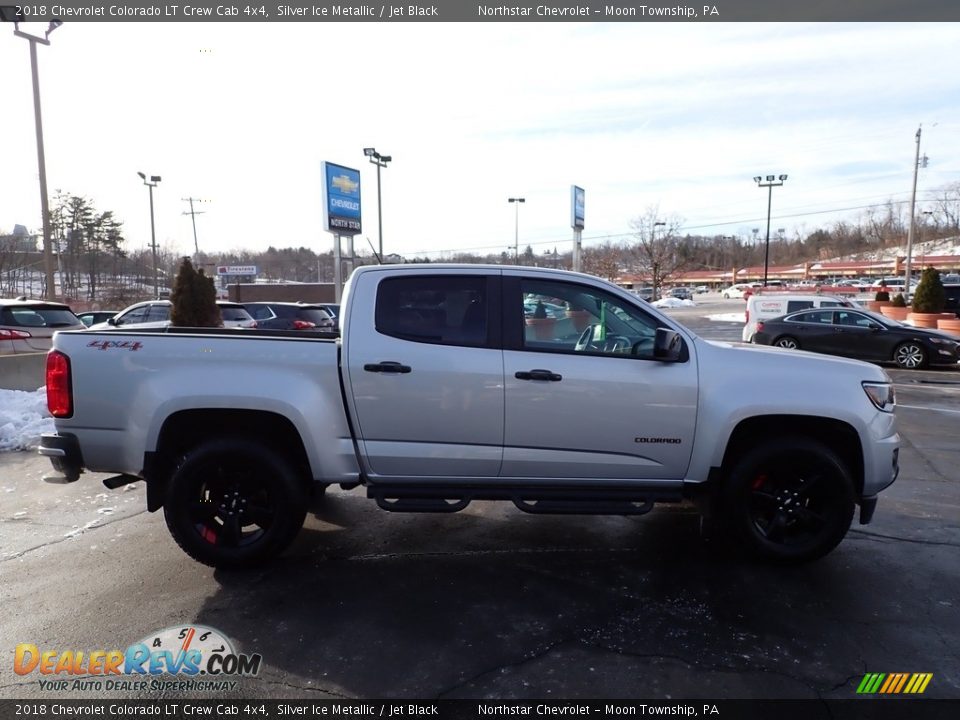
{"left": 707, "top": 312, "right": 747, "bottom": 323}
{"left": 652, "top": 297, "right": 697, "bottom": 308}
{"left": 0, "top": 387, "right": 54, "bottom": 452}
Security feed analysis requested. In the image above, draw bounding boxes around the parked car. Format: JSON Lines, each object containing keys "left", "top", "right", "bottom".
{"left": 88, "top": 300, "right": 256, "bottom": 330}
{"left": 944, "top": 284, "right": 960, "bottom": 318}
{"left": 694, "top": 285, "right": 709, "bottom": 294}
{"left": 753, "top": 307, "right": 960, "bottom": 369}
{"left": 216, "top": 302, "right": 258, "bottom": 328}
{"left": 743, "top": 293, "right": 853, "bottom": 342}
{"left": 76, "top": 310, "right": 120, "bottom": 327}
{"left": 243, "top": 301, "right": 336, "bottom": 330}
{"left": 0, "top": 298, "right": 86, "bottom": 355}
{"left": 721, "top": 283, "right": 760, "bottom": 299}
{"left": 631, "top": 287, "right": 654, "bottom": 301}
{"left": 669, "top": 287, "right": 693, "bottom": 300}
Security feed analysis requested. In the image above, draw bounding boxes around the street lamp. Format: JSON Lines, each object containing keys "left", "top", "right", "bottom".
{"left": 138, "top": 172, "right": 162, "bottom": 299}
{"left": 9, "top": 13, "right": 63, "bottom": 299}
{"left": 508, "top": 197, "right": 525, "bottom": 263}
{"left": 753, "top": 174, "right": 788, "bottom": 286}
{"left": 363, "top": 147, "right": 391, "bottom": 262}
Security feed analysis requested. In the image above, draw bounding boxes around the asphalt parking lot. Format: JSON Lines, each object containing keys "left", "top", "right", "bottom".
{"left": 1, "top": 297, "right": 958, "bottom": 701}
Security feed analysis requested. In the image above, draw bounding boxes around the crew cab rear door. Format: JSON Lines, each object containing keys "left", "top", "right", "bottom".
{"left": 343, "top": 271, "right": 505, "bottom": 479}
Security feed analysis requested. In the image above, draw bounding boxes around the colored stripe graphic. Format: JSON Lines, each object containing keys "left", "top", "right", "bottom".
{"left": 857, "top": 673, "right": 931, "bottom": 694}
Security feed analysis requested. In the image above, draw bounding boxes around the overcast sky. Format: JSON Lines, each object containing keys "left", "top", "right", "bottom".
{"left": 2, "top": 21, "right": 959, "bottom": 263}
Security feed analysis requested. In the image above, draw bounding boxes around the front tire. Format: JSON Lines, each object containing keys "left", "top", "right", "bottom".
{"left": 164, "top": 438, "right": 308, "bottom": 569}
{"left": 893, "top": 342, "right": 927, "bottom": 369}
{"left": 724, "top": 437, "right": 855, "bottom": 563}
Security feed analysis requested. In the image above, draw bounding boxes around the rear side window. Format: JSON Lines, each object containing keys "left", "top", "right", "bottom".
{"left": 376, "top": 276, "right": 487, "bottom": 347}
{"left": 786, "top": 300, "right": 814, "bottom": 313}
{"left": 297, "top": 308, "right": 334, "bottom": 326}
{"left": 247, "top": 305, "right": 276, "bottom": 320}
{"left": 789, "top": 311, "right": 833, "bottom": 324}
{"left": 219, "top": 307, "right": 252, "bottom": 321}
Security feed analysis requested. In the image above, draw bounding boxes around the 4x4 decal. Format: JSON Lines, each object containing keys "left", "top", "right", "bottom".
{"left": 87, "top": 340, "right": 143, "bottom": 352}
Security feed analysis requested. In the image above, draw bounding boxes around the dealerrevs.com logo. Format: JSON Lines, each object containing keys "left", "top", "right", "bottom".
{"left": 14, "top": 625, "right": 262, "bottom": 692}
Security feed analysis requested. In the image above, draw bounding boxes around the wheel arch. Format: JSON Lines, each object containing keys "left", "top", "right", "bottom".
{"left": 720, "top": 415, "right": 864, "bottom": 497}
{"left": 144, "top": 409, "right": 312, "bottom": 512}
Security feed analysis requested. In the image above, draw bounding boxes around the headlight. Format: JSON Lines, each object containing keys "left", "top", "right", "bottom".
{"left": 928, "top": 337, "right": 958, "bottom": 347}
{"left": 863, "top": 381, "right": 896, "bottom": 412}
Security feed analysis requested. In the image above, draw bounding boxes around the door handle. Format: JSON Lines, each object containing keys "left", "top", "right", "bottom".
{"left": 364, "top": 361, "right": 412, "bottom": 374}
{"left": 515, "top": 369, "right": 562, "bottom": 382}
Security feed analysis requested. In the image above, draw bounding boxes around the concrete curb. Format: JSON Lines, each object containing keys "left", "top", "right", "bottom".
{"left": 0, "top": 352, "right": 46, "bottom": 391}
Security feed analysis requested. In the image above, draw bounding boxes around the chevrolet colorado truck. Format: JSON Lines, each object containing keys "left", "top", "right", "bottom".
{"left": 39, "top": 265, "right": 900, "bottom": 568}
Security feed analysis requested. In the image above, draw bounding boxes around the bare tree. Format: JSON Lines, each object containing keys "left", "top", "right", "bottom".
{"left": 626, "top": 207, "right": 687, "bottom": 300}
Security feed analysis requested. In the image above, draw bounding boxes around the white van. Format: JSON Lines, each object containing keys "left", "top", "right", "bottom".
{"left": 742, "top": 293, "right": 853, "bottom": 342}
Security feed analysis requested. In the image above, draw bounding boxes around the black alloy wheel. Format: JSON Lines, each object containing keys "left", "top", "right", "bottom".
{"left": 725, "top": 437, "right": 855, "bottom": 563}
{"left": 164, "top": 438, "right": 307, "bottom": 569}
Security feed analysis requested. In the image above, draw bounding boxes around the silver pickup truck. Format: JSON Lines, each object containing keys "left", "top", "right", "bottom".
{"left": 39, "top": 265, "right": 900, "bottom": 568}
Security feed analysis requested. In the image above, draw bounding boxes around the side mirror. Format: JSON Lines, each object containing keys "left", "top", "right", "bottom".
{"left": 107, "top": 317, "right": 117, "bottom": 326}
{"left": 653, "top": 328, "right": 683, "bottom": 362}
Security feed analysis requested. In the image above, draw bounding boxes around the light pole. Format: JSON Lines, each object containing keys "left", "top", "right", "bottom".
{"left": 508, "top": 197, "right": 525, "bottom": 263}
{"left": 10, "top": 14, "right": 63, "bottom": 299}
{"left": 138, "top": 172, "right": 162, "bottom": 299}
{"left": 753, "top": 174, "right": 788, "bottom": 286}
{"left": 363, "top": 148, "right": 391, "bottom": 262}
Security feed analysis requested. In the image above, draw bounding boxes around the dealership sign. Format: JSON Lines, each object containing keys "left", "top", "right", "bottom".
{"left": 571, "top": 185, "right": 585, "bottom": 230}
{"left": 216, "top": 266, "right": 258, "bottom": 276}
{"left": 322, "top": 162, "right": 362, "bottom": 236}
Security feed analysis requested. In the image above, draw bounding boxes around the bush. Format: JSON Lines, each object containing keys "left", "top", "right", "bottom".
{"left": 170, "top": 257, "right": 221, "bottom": 327}
{"left": 891, "top": 293, "right": 907, "bottom": 308}
{"left": 874, "top": 283, "right": 890, "bottom": 302}
{"left": 911, "top": 266, "right": 946, "bottom": 313}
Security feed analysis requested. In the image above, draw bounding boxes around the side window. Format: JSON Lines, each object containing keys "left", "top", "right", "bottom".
{"left": 837, "top": 311, "right": 872, "bottom": 327}
{"left": 786, "top": 300, "right": 814, "bottom": 313}
{"left": 520, "top": 279, "right": 659, "bottom": 359}
{"left": 820, "top": 301, "right": 843, "bottom": 308}
{"left": 248, "top": 306, "right": 274, "bottom": 321}
{"left": 376, "top": 276, "right": 488, "bottom": 347}
{"left": 149, "top": 305, "right": 171, "bottom": 323}
{"left": 789, "top": 311, "right": 833, "bottom": 324}
{"left": 117, "top": 307, "right": 149, "bottom": 325}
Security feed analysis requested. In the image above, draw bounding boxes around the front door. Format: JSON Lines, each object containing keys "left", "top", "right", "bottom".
{"left": 500, "top": 275, "right": 698, "bottom": 481}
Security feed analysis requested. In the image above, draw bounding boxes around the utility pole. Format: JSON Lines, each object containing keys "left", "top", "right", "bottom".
{"left": 904, "top": 126, "right": 926, "bottom": 296}
{"left": 182, "top": 197, "right": 206, "bottom": 255}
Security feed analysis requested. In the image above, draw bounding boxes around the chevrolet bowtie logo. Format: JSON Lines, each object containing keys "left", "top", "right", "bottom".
{"left": 331, "top": 175, "right": 359, "bottom": 194}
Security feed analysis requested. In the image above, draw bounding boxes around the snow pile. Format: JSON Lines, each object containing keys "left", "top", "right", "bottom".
{"left": 652, "top": 297, "right": 697, "bottom": 308}
{"left": 0, "top": 387, "right": 54, "bottom": 452}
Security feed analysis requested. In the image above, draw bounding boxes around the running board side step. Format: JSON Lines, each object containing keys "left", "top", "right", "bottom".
{"left": 368, "top": 485, "right": 680, "bottom": 515}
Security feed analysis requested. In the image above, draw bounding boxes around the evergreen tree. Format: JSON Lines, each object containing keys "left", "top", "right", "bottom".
{"left": 170, "top": 257, "right": 200, "bottom": 327}
{"left": 911, "top": 266, "right": 946, "bottom": 313}
{"left": 171, "top": 259, "right": 222, "bottom": 327}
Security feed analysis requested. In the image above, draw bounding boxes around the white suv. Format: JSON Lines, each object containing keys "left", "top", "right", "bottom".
{"left": 89, "top": 300, "right": 256, "bottom": 330}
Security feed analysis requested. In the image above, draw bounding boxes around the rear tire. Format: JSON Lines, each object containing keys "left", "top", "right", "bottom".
{"left": 774, "top": 336, "right": 800, "bottom": 349}
{"left": 724, "top": 437, "right": 855, "bottom": 563}
{"left": 164, "top": 438, "right": 308, "bottom": 569}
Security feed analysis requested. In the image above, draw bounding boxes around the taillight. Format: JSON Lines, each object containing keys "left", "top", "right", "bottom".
{"left": 46, "top": 351, "right": 73, "bottom": 418}
{"left": 292, "top": 320, "right": 316, "bottom": 329}
{"left": 0, "top": 328, "right": 31, "bottom": 341}
{"left": 756, "top": 321, "right": 765, "bottom": 333}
